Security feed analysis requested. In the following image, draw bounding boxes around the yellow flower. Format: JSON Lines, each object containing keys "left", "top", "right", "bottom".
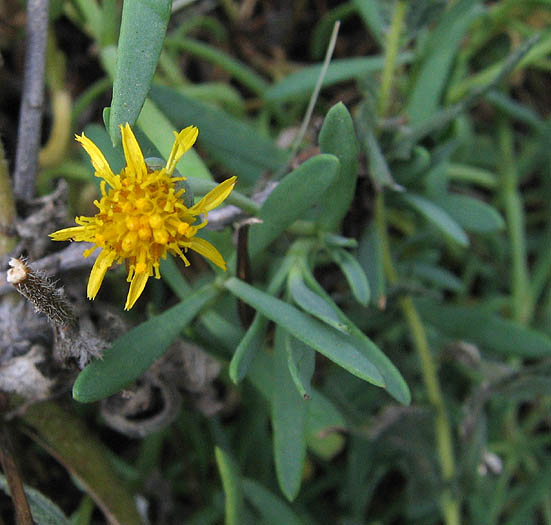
{"left": 50, "top": 123, "right": 237, "bottom": 310}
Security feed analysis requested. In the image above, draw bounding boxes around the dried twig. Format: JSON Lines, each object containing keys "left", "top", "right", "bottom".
{"left": 13, "top": 0, "right": 50, "bottom": 201}
{"left": 0, "top": 243, "right": 96, "bottom": 297}
{"left": 0, "top": 423, "right": 34, "bottom": 524}
{"left": 289, "top": 20, "right": 340, "bottom": 164}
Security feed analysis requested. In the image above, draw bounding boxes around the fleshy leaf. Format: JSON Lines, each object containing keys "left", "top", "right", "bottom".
{"left": 272, "top": 326, "right": 308, "bottom": 501}
{"left": 73, "top": 283, "right": 220, "bottom": 402}
{"left": 225, "top": 277, "right": 385, "bottom": 387}
{"left": 108, "top": 0, "right": 172, "bottom": 145}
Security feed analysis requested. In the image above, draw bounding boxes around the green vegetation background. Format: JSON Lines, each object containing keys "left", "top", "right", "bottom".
{"left": 2, "top": 0, "right": 551, "bottom": 523}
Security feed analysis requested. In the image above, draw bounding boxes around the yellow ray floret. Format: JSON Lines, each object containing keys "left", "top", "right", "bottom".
{"left": 50, "top": 123, "right": 237, "bottom": 310}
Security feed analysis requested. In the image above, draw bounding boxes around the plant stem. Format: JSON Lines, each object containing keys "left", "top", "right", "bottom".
{"left": 498, "top": 118, "right": 532, "bottom": 324}
{"left": 375, "top": 192, "right": 460, "bottom": 525}
{"left": 164, "top": 37, "right": 268, "bottom": 95}
{"left": 377, "top": 0, "right": 407, "bottom": 117}
{"left": 13, "top": 0, "right": 50, "bottom": 201}
{"left": 0, "top": 139, "right": 17, "bottom": 256}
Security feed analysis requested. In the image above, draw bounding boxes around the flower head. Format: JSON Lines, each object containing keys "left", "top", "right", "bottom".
{"left": 50, "top": 124, "right": 236, "bottom": 310}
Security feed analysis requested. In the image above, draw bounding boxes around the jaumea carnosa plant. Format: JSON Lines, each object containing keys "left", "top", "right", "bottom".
{"left": 50, "top": 123, "right": 237, "bottom": 310}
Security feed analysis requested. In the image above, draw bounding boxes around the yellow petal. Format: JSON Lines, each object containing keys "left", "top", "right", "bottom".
{"left": 120, "top": 123, "right": 147, "bottom": 181}
{"left": 125, "top": 271, "right": 150, "bottom": 310}
{"left": 87, "top": 251, "right": 114, "bottom": 299}
{"left": 165, "top": 126, "right": 199, "bottom": 175}
{"left": 75, "top": 133, "right": 118, "bottom": 187}
{"left": 49, "top": 225, "right": 87, "bottom": 241}
{"left": 190, "top": 176, "right": 237, "bottom": 215}
{"left": 87, "top": 250, "right": 116, "bottom": 299}
{"left": 189, "top": 237, "right": 226, "bottom": 270}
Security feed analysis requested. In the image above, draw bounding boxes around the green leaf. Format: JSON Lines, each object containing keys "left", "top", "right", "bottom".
{"left": 284, "top": 331, "right": 315, "bottom": 400}
{"left": 0, "top": 474, "right": 70, "bottom": 525}
{"left": 215, "top": 447, "right": 244, "bottom": 525}
{"left": 329, "top": 248, "right": 371, "bottom": 306}
{"left": 505, "top": 462, "right": 551, "bottom": 525}
{"left": 358, "top": 224, "right": 386, "bottom": 307}
{"left": 83, "top": 123, "right": 125, "bottom": 174}
{"left": 310, "top": 2, "right": 356, "bottom": 59}
{"left": 485, "top": 90, "right": 544, "bottom": 131}
{"left": 272, "top": 326, "right": 307, "bottom": 501}
{"left": 446, "top": 163, "right": 498, "bottom": 189}
{"left": 248, "top": 154, "right": 340, "bottom": 258}
{"left": 408, "top": 262, "right": 463, "bottom": 292}
{"left": 356, "top": 101, "right": 399, "bottom": 190}
{"left": 99, "top": 0, "right": 119, "bottom": 47}
{"left": 300, "top": 267, "right": 410, "bottom": 405}
{"left": 108, "top": 0, "right": 172, "bottom": 144}
{"left": 392, "top": 145, "right": 431, "bottom": 186}
{"left": 305, "top": 389, "right": 346, "bottom": 460}
{"left": 406, "top": 0, "right": 481, "bottom": 124}
{"left": 432, "top": 193, "right": 505, "bottom": 233}
{"left": 401, "top": 193, "right": 469, "bottom": 247}
{"left": 150, "top": 84, "right": 289, "bottom": 183}
{"left": 242, "top": 478, "right": 304, "bottom": 525}
{"left": 165, "top": 37, "right": 269, "bottom": 95}
{"left": 265, "top": 53, "right": 414, "bottom": 102}
{"left": 288, "top": 266, "right": 350, "bottom": 333}
{"left": 230, "top": 255, "right": 294, "bottom": 383}
{"left": 229, "top": 314, "right": 269, "bottom": 384}
{"left": 351, "top": 0, "right": 386, "bottom": 46}
{"left": 416, "top": 298, "right": 551, "bottom": 358}
{"left": 495, "top": 367, "right": 551, "bottom": 403}
{"left": 224, "top": 277, "right": 385, "bottom": 387}
{"left": 322, "top": 232, "right": 358, "bottom": 248}
{"left": 247, "top": 349, "right": 348, "bottom": 459}
{"left": 73, "top": 283, "right": 220, "bottom": 402}
{"left": 317, "top": 102, "right": 359, "bottom": 230}
{"left": 160, "top": 255, "right": 192, "bottom": 297}
{"left": 137, "top": 98, "right": 213, "bottom": 180}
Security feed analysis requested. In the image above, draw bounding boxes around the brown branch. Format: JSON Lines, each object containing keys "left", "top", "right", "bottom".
{"left": 13, "top": 0, "right": 50, "bottom": 202}
{"left": 0, "top": 422, "right": 34, "bottom": 525}
{"left": 0, "top": 243, "right": 97, "bottom": 297}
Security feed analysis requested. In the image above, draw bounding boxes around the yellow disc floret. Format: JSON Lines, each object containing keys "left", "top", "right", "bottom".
{"left": 50, "top": 123, "right": 237, "bottom": 310}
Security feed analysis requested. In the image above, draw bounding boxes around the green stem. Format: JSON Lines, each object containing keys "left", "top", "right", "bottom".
{"left": 375, "top": 193, "right": 460, "bottom": 525}
{"left": 498, "top": 118, "right": 532, "bottom": 324}
{"left": 72, "top": 77, "right": 112, "bottom": 123}
{"left": 377, "top": 0, "right": 408, "bottom": 117}
{"left": 164, "top": 37, "right": 268, "bottom": 95}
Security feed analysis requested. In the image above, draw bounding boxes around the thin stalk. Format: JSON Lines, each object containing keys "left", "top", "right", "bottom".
{"left": 0, "top": 139, "right": 17, "bottom": 256}
{"left": 289, "top": 20, "right": 340, "bottom": 161}
{"left": 164, "top": 37, "right": 268, "bottom": 95}
{"left": 375, "top": 191, "right": 460, "bottom": 525}
{"left": 374, "top": 3, "right": 461, "bottom": 489}
{"left": 377, "top": 0, "right": 407, "bottom": 117}
{"left": 0, "top": 425, "right": 34, "bottom": 525}
{"left": 13, "top": 0, "right": 50, "bottom": 200}
{"left": 217, "top": 0, "right": 240, "bottom": 22}
{"left": 498, "top": 118, "right": 532, "bottom": 324}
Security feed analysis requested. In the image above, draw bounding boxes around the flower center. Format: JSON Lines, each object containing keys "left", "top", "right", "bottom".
{"left": 93, "top": 169, "right": 195, "bottom": 267}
